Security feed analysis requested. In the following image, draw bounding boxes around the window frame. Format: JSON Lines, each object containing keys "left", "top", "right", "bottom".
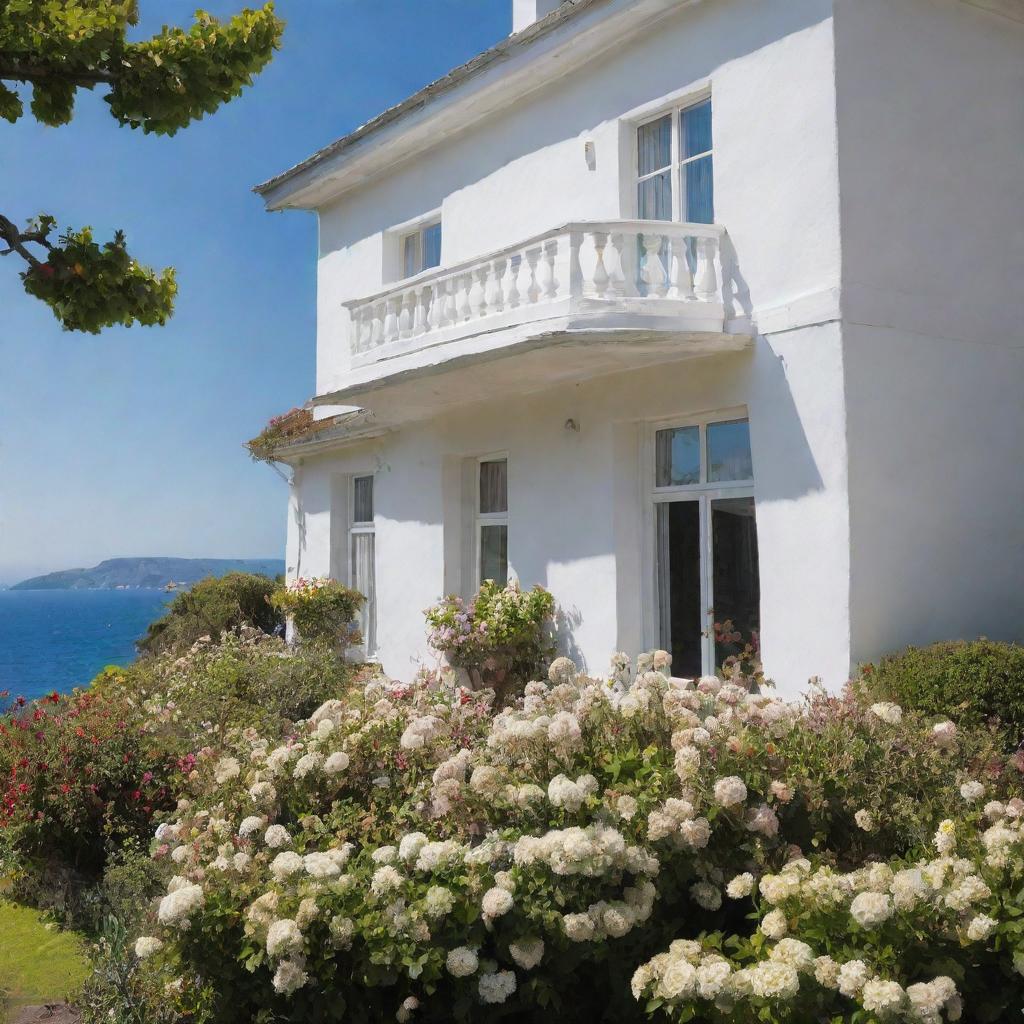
{"left": 388, "top": 209, "right": 442, "bottom": 282}
{"left": 348, "top": 473, "right": 377, "bottom": 658}
{"left": 640, "top": 408, "right": 754, "bottom": 677}
{"left": 475, "top": 453, "right": 509, "bottom": 588}
{"left": 632, "top": 94, "right": 713, "bottom": 224}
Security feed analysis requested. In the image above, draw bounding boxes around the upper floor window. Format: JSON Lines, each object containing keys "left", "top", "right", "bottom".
{"left": 401, "top": 220, "right": 442, "bottom": 278}
{"left": 636, "top": 98, "right": 713, "bottom": 224}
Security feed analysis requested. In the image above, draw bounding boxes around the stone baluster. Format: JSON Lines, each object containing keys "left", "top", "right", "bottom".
{"left": 538, "top": 238, "right": 559, "bottom": 301}
{"left": 468, "top": 266, "right": 487, "bottom": 319}
{"left": 502, "top": 255, "right": 520, "bottom": 309}
{"left": 443, "top": 277, "right": 458, "bottom": 325}
{"left": 457, "top": 273, "right": 473, "bottom": 322}
{"left": 589, "top": 231, "right": 610, "bottom": 298}
{"left": 694, "top": 235, "right": 719, "bottom": 301}
{"left": 487, "top": 258, "right": 505, "bottom": 314}
{"left": 398, "top": 290, "right": 414, "bottom": 338}
{"left": 370, "top": 303, "right": 384, "bottom": 348}
{"left": 609, "top": 232, "right": 639, "bottom": 297}
{"left": 568, "top": 230, "right": 584, "bottom": 299}
{"left": 385, "top": 297, "right": 401, "bottom": 342}
{"left": 349, "top": 307, "right": 363, "bottom": 353}
{"left": 640, "top": 232, "right": 668, "bottom": 297}
{"left": 426, "top": 282, "right": 441, "bottom": 330}
{"left": 414, "top": 286, "right": 429, "bottom": 333}
{"left": 522, "top": 247, "right": 541, "bottom": 304}
{"left": 668, "top": 234, "right": 695, "bottom": 301}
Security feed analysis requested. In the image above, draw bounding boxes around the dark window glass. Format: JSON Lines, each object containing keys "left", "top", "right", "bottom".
{"left": 711, "top": 497, "right": 760, "bottom": 669}
{"left": 422, "top": 222, "right": 442, "bottom": 270}
{"left": 657, "top": 501, "right": 702, "bottom": 678}
{"left": 353, "top": 476, "right": 374, "bottom": 523}
{"left": 655, "top": 426, "right": 700, "bottom": 486}
{"left": 480, "top": 525, "right": 508, "bottom": 586}
{"left": 707, "top": 419, "right": 753, "bottom": 482}
{"left": 637, "top": 114, "right": 672, "bottom": 176}
{"left": 479, "top": 459, "right": 508, "bottom": 514}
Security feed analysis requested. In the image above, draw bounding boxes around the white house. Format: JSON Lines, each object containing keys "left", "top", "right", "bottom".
{"left": 255, "top": 0, "right": 1024, "bottom": 694}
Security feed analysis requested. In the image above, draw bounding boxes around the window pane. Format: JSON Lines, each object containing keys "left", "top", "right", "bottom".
{"left": 480, "top": 525, "right": 508, "bottom": 586}
{"left": 683, "top": 154, "right": 714, "bottom": 224}
{"left": 657, "top": 501, "right": 702, "bottom": 678}
{"left": 479, "top": 459, "right": 507, "bottom": 514}
{"left": 353, "top": 476, "right": 374, "bottom": 522}
{"left": 351, "top": 532, "right": 376, "bottom": 653}
{"left": 707, "top": 419, "right": 753, "bottom": 482}
{"left": 682, "top": 99, "right": 712, "bottom": 158}
{"left": 403, "top": 232, "right": 419, "bottom": 278}
{"left": 711, "top": 497, "right": 759, "bottom": 671}
{"left": 655, "top": 426, "right": 700, "bottom": 486}
{"left": 637, "top": 114, "right": 672, "bottom": 176}
{"left": 422, "top": 222, "right": 442, "bottom": 270}
{"left": 638, "top": 170, "right": 672, "bottom": 221}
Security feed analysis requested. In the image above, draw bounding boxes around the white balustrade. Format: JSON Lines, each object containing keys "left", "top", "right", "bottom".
{"left": 343, "top": 220, "right": 727, "bottom": 360}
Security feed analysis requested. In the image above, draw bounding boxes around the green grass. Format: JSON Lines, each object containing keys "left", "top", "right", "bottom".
{"left": 0, "top": 901, "right": 89, "bottom": 1019}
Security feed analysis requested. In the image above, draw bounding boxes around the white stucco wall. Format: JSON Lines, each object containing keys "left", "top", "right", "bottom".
{"left": 314, "top": 0, "right": 842, "bottom": 397}
{"left": 287, "top": 326, "right": 851, "bottom": 693}
{"left": 834, "top": 0, "right": 1024, "bottom": 663}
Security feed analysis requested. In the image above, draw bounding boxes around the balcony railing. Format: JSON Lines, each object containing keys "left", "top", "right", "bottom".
{"left": 343, "top": 220, "right": 727, "bottom": 364}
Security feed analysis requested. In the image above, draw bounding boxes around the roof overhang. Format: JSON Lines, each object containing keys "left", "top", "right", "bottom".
{"left": 254, "top": 0, "right": 700, "bottom": 212}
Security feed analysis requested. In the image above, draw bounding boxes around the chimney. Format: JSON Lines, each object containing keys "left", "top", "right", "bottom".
{"left": 512, "top": 0, "right": 563, "bottom": 33}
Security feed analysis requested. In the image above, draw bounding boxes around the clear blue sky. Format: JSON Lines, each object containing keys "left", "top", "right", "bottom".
{"left": 0, "top": 1, "right": 508, "bottom": 585}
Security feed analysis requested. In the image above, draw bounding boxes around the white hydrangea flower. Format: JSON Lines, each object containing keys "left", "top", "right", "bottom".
{"left": 760, "top": 909, "right": 788, "bottom": 939}
{"left": 659, "top": 958, "right": 698, "bottom": 999}
{"left": 749, "top": 961, "right": 799, "bottom": 999}
{"left": 689, "top": 881, "right": 722, "bottom": 911}
{"left": 482, "top": 886, "right": 514, "bottom": 919}
{"left": 372, "top": 845, "right": 398, "bottom": 865}
{"left": 960, "top": 780, "right": 985, "bottom": 802}
{"left": 157, "top": 884, "right": 204, "bottom": 927}
{"left": 869, "top": 702, "right": 903, "bottom": 725}
{"left": 423, "top": 886, "right": 455, "bottom": 919}
{"left": 862, "top": 977, "right": 906, "bottom": 1015}
{"left": 713, "top": 776, "right": 748, "bottom": 808}
{"left": 214, "top": 757, "right": 240, "bottom": 784}
{"left": 966, "top": 914, "right": 997, "bottom": 941}
{"left": 813, "top": 955, "right": 840, "bottom": 988}
{"left": 837, "top": 959, "right": 871, "bottom": 997}
{"left": 850, "top": 891, "right": 893, "bottom": 928}
{"left": 934, "top": 819, "right": 957, "bottom": 855}
{"left": 272, "top": 959, "right": 308, "bottom": 995}
{"left": 293, "top": 752, "right": 323, "bottom": 779}
{"left": 134, "top": 936, "right": 163, "bottom": 959}
{"left": 854, "top": 808, "right": 875, "bottom": 832}
{"left": 446, "top": 947, "right": 479, "bottom": 977}
{"left": 270, "top": 851, "right": 304, "bottom": 882}
{"left": 726, "top": 873, "right": 755, "bottom": 899}
{"left": 330, "top": 915, "right": 355, "bottom": 950}
{"left": 303, "top": 851, "right": 342, "bottom": 880}
{"left": 264, "top": 824, "right": 291, "bottom": 849}
{"left": 932, "top": 720, "right": 958, "bottom": 748}
{"left": 238, "top": 815, "right": 265, "bottom": 838}
{"left": 562, "top": 912, "right": 596, "bottom": 942}
{"left": 615, "top": 795, "right": 638, "bottom": 821}
{"left": 770, "top": 939, "right": 814, "bottom": 972}
{"left": 478, "top": 970, "right": 517, "bottom": 1004}
{"left": 266, "top": 919, "right": 303, "bottom": 959}
{"left": 371, "top": 865, "right": 404, "bottom": 895}
{"left": 324, "top": 750, "right": 350, "bottom": 775}
{"left": 547, "top": 711, "right": 582, "bottom": 746}
{"left": 508, "top": 936, "right": 544, "bottom": 970}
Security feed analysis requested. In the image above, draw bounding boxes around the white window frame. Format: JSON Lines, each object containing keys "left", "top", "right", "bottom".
{"left": 640, "top": 408, "right": 754, "bottom": 677}
{"left": 348, "top": 473, "right": 377, "bottom": 658}
{"left": 386, "top": 209, "right": 442, "bottom": 282}
{"left": 632, "top": 92, "right": 713, "bottom": 223}
{"left": 475, "top": 453, "right": 509, "bottom": 588}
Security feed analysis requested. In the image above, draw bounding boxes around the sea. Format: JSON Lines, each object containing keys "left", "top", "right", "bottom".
{"left": 0, "top": 589, "right": 173, "bottom": 702}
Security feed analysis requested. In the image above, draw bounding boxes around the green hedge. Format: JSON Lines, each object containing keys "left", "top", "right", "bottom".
{"left": 860, "top": 638, "right": 1024, "bottom": 743}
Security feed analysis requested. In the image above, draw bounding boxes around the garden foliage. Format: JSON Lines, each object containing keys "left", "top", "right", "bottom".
{"left": 135, "top": 653, "right": 1023, "bottom": 1024}
{"left": 138, "top": 573, "right": 282, "bottom": 657}
{"left": 270, "top": 577, "right": 365, "bottom": 647}
{"left": 860, "top": 639, "right": 1024, "bottom": 747}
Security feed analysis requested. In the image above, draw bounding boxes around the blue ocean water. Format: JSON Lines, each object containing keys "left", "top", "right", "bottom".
{"left": 0, "top": 590, "right": 172, "bottom": 701}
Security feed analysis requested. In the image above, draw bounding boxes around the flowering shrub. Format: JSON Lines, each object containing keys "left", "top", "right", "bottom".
{"left": 137, "top": 652, "right": 1022, "bottom": 1024}
{"left": 425, "top": 581, "right": 555, "bottom": 702}
{"left": 270, "top": 577, "right": 364, "bottom": 646}
{"left": 246, "top": 407, "right": 315, "bottom": 463}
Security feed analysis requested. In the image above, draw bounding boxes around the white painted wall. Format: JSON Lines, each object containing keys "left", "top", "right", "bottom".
{"left": 834, "top": 0, "right": 1024, "bottom": 664}
{"left": 288, "top": 332, "right": 851, "bottom": 693}
{"left": 314, "top": 0, "right": 841, "bottom": 397}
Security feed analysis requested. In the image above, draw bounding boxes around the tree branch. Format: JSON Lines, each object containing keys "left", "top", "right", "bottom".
{"left": 0, "top": 213, "right": 51, "bottom": 268}
{"left": 0, "top": 59, "right": 115, "bottom": 88}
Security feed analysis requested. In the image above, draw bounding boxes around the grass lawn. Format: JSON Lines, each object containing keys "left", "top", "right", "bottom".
{"left": 0, "top": 901, "right": 89, "bottom": 1020}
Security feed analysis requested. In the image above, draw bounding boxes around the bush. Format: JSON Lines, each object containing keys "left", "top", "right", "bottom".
{"left": 138, "top": 653, "right": 1023, "bottom": 1024}
{"left": 860, "top": 639, "right": 1024, "bottom": 746}
{"left": 425, "top": 580, "right": 555, "bottom": 702}
{"left": 0, "top": 632, "right": 358, "bottom": 927}
{"left": 270, "top": 577, "right": 364, "bottom": 646}
{"left": 138, "top": 572, "right": 282, "bottom": 657}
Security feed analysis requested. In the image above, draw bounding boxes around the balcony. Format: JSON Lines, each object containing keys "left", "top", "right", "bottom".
{"left": 323, "top": 220, "right": 749, "bottom": 422}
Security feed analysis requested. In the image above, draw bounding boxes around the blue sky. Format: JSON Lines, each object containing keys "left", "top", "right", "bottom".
{"left": 0, "top": 1, "right": 508, "bottom": 585}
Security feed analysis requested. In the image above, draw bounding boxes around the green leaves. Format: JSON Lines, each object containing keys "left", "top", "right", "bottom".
{"left": 1, "top": 2, "right": 283, "bottom": 331}
{"left": 17, "top": 218, "right": 177, "bottom": 332}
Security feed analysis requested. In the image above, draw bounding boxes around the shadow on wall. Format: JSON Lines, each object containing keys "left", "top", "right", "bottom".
{"left": 553, "top": 603, "right": 585, "bottom": 672}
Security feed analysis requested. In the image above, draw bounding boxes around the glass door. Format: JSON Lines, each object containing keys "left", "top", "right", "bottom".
{"left": 710, "top": 496, "right": 759, "bottom": 669}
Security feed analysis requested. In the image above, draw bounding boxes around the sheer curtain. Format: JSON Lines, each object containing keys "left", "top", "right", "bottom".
{"left": 352, "top": 533, "right": 376, "bottom": 654}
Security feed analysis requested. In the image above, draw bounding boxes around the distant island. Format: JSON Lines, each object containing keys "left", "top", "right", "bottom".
{"left": 12, "top": 557, "right": 285, "bottom": 591}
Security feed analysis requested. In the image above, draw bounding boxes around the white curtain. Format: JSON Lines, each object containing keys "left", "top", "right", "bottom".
{"left": 352, "top": 533, "right": 376, "bottom": 653}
